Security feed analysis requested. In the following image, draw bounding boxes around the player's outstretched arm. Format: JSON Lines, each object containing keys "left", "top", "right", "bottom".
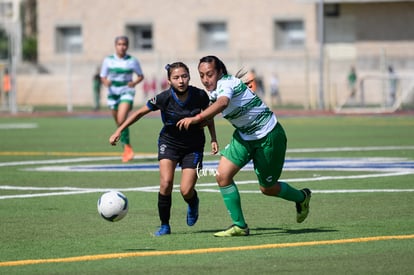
{"left": 206, "top": 118, "right": 219, "bottom": 155}
{"left": 109, "top": 105, "right": 151, "bottom": 146}
{"left": 176, "top": 97, "right": 229, "bottom": 130}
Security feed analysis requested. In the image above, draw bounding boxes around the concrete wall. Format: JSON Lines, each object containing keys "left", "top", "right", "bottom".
{"left": 13, "top": 0, "right": 414, "bottom": 110}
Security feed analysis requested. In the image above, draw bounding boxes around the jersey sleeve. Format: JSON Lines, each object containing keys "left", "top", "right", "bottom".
{"left": 146, "top": 96, "right": 159, "bottom": 111}
{"left": 99, "top": 57, "right": 109, "bottom": 78}
{"left": 131, "top": 58, "right": 144, "bottom": 76}
{"left": 146, "top": 90, "right": 168, "bottom": 111}
{"left": 216, "top": 77, "right": 234, "bottom": 99}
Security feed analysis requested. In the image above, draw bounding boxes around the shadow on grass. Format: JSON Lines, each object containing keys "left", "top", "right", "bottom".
{"left": 123, "top": 248, "right": 157, "bottom": 252}
{"left": 252, "top": 227, "right": 338, "bottom": 236}
{"left": 194, "top": 227, "right": 337, "bottom": 236}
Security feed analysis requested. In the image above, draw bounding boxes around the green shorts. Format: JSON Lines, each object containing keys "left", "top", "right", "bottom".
{"left": 221, "top": 122, "right": 287, "bottom": 187}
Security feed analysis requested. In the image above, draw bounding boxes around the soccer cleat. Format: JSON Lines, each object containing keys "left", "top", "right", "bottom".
{"left": 154, "top": 224, "right": 171, "bottom": 236}
{"left": 214, "top": 224, "right": 249, "bottom": 237}
{"left": 186, "top": 197, "right": 199, "bottom": 226}
{"left": 122, "top": 144, "right": 134, "bottom": 162}
{"left": 296, "top": 188, "right": 311, "bottom": 223}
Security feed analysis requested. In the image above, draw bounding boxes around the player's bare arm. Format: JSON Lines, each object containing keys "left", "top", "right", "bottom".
{"left": 206, "top": 119, "right": 219, "bottom": 155}
{"left": 128, "top": 75, "right": 144, "bottom": 88}
{"left": 101, "top": 77, "right": 112, "bottom": 87}
{"left": 176, "top": 96, "right": 229, "bottom": 130}
{"left": 109, "top": 105, "right": 151, "bottom": 145}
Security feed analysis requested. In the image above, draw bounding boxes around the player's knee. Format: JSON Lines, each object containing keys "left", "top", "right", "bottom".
{"left": 180, "top": 188, "right": 193, "bottom": 199}
{"left": 215, "top": 173, "right": 223, "bottom": 184}
{"left": 159, "top": 181, "right": 173, "bottom": 194}
{"left": 215, "top": 173, "right": 231, "bottom": 187}
{"left": 260, "top": 184, "right": 280, "bottom": 196}
{"left": 260, "top": 187, "right": 273, "bottom": 196}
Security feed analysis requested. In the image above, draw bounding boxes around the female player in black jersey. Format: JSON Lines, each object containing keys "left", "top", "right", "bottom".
{"left": 109, "top": 62, "right": 218, "bottom": 236}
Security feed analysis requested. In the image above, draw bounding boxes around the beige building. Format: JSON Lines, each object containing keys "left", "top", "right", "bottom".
{"left": 13, "top": 0, "right": 414, "bottom": 110}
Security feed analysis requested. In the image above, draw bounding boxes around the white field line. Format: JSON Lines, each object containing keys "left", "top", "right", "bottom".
{"left": 287, "top": 145, "right": 414, "bottom": 153}
{"left": 1, "top": 146, "right": 414, "bottom": 200}
{"left": 1, "top": 170, "right": 414, "bottom": 200}
{"left": 0, "top": 190, "right": 98, "bottom": 199}
{"left": 0, "top": 155, "right": 159, "bottom": 167}
{"left": 0, "top": 157, "right": 120, "bottom": 167}
{"left": 1, "top": 145, "right": 414, "bottom": 167}
{"left": 200, "top": 189, "right": 414, "bottom": 194}
{"left": 0, "top": 123, "right": 38, "bottom": 129}
{"left": 1, "top": 188, "right": 414, "bottom": 200}
{"left": 279, "top": 171, "right": 414, "bottom": 182}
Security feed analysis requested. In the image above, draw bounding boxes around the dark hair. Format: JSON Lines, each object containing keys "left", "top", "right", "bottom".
{"left": 198, "top": 55, "right": 228, "bottom": 75}
{"left": 114, "top": 36, "right": 129, "bottom": 46}
{"left": 164, "top": 62, "right": 190, "bottom": 79}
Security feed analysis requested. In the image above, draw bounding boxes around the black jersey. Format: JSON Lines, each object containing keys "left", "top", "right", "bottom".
{"left": 146, "top": 86, "right": 210, "bottom": 150}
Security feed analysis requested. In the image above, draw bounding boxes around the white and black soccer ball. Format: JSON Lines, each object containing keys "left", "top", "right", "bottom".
{"left": 97, "top": 191, "right": 128, "bottom": 222}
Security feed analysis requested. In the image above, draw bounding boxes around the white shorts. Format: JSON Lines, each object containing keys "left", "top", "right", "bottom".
{"left": 107, "top": 88, "right": 135, "bottom": 110}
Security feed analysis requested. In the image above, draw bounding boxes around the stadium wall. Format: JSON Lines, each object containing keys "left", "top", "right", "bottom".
{"left": 12, "top": 0, "right": 414, "bottom": 110}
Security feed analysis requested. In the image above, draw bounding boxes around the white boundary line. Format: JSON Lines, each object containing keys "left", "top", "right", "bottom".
{"left": 0, "top": 123, "right": 38, "bottom": 129}
{"left": 1, "top": 187, "right": 414, "bottom": 200}
{"left": 1, "top": 146, "right": 414, "bottom": 200}
{"left": 1, "top": 145, "right": 414, "bottom": 167}
{"left": 2, "top": 170, "right": 414, "bottom": 200}
{"left": 288, "top": 145, "right": 414, "bottom": 153}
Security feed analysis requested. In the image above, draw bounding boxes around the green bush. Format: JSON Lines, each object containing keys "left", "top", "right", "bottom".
{"left": 22, "top": 36, "right": 37, "bottom": 62}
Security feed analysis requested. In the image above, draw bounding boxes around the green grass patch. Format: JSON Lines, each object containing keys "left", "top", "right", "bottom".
{"left": 0, "top": 114, "right": 413, "bottom": 274}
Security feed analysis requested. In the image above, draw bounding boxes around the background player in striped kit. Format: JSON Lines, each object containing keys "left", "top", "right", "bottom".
{"left": 100, "top": 36, "right": 144, "bottom": 162}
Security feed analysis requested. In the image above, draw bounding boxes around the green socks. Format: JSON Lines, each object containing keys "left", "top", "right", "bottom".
{"left": 120, "top": 127, "right": 130, "bottom": 145}
{"left": 277, "top": 181, "right": 305, "bottom": 202}
{"left": 219, "top": 183, "right": 247, "bottom": 228}
{"left": 218, "top": 182, "right": 304, "bottom": 227}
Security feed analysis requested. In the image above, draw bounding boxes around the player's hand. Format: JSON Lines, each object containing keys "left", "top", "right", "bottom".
{"left": 177, "top": 116, "right": 201, "bottom": 130}
{"left": 109, "top": 133, "right": 120, "bottom": 146}
{"left": 102, "top": 79, "right": 112, "bottom": 87}
{"left": 211, "top": 141, "right": 219, "bottom": 155}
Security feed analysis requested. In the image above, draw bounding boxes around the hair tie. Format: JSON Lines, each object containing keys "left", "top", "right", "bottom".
{"left": 165, "top": 64, "right": 170, "bottom": 71}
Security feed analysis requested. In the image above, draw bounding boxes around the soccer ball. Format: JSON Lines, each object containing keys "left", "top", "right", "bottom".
{"left": 97, "top": 191, "right": 128, "bottom": 222}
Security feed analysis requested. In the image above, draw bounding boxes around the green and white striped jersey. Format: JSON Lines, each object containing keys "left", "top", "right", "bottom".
{"left": 100, "top": 54, "right": 143, "bottom": 95}
{"left": 210, "top": 75, "right": 277, "bottom": 141}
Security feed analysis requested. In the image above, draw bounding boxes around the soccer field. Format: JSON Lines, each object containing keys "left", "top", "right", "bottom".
{"left": 0, "top": 113, "right": 413, "bottom": 274}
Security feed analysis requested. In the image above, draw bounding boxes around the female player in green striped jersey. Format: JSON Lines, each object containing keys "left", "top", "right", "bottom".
{"left": 177, "top": 55, "right": 311, "bottom": 237}
{"left": 100, "top": 36, "right": 144, "bottom": 162}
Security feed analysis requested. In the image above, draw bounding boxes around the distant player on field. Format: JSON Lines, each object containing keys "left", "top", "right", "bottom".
{"left": 100, "top": 36, "right": 144, "bottom": 162}
{"left": 109, "top": 62, "right": 218, "bottom": 236}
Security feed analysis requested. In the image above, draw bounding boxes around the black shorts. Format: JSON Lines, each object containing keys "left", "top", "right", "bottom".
{"left": 158, "top": 142, "right": 204, "bottom": 169}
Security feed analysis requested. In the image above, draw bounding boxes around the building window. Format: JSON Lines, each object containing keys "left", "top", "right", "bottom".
{"left": 56, "top": 26, "right": 82, "bottom": 53}
{"left": 126, "top": 24, "right": 153, "bottom": 51}
{"left": 0, "top": 1, "right": 13, "bottom": 20}
{"left": 325, "top": 4, "right": 340, "bottom": 17}
{"left": 199, "top": 22, "right": 228, "bottom": 50}
{"left": 274, "top": 20, "right": 305, "bottom": 49}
